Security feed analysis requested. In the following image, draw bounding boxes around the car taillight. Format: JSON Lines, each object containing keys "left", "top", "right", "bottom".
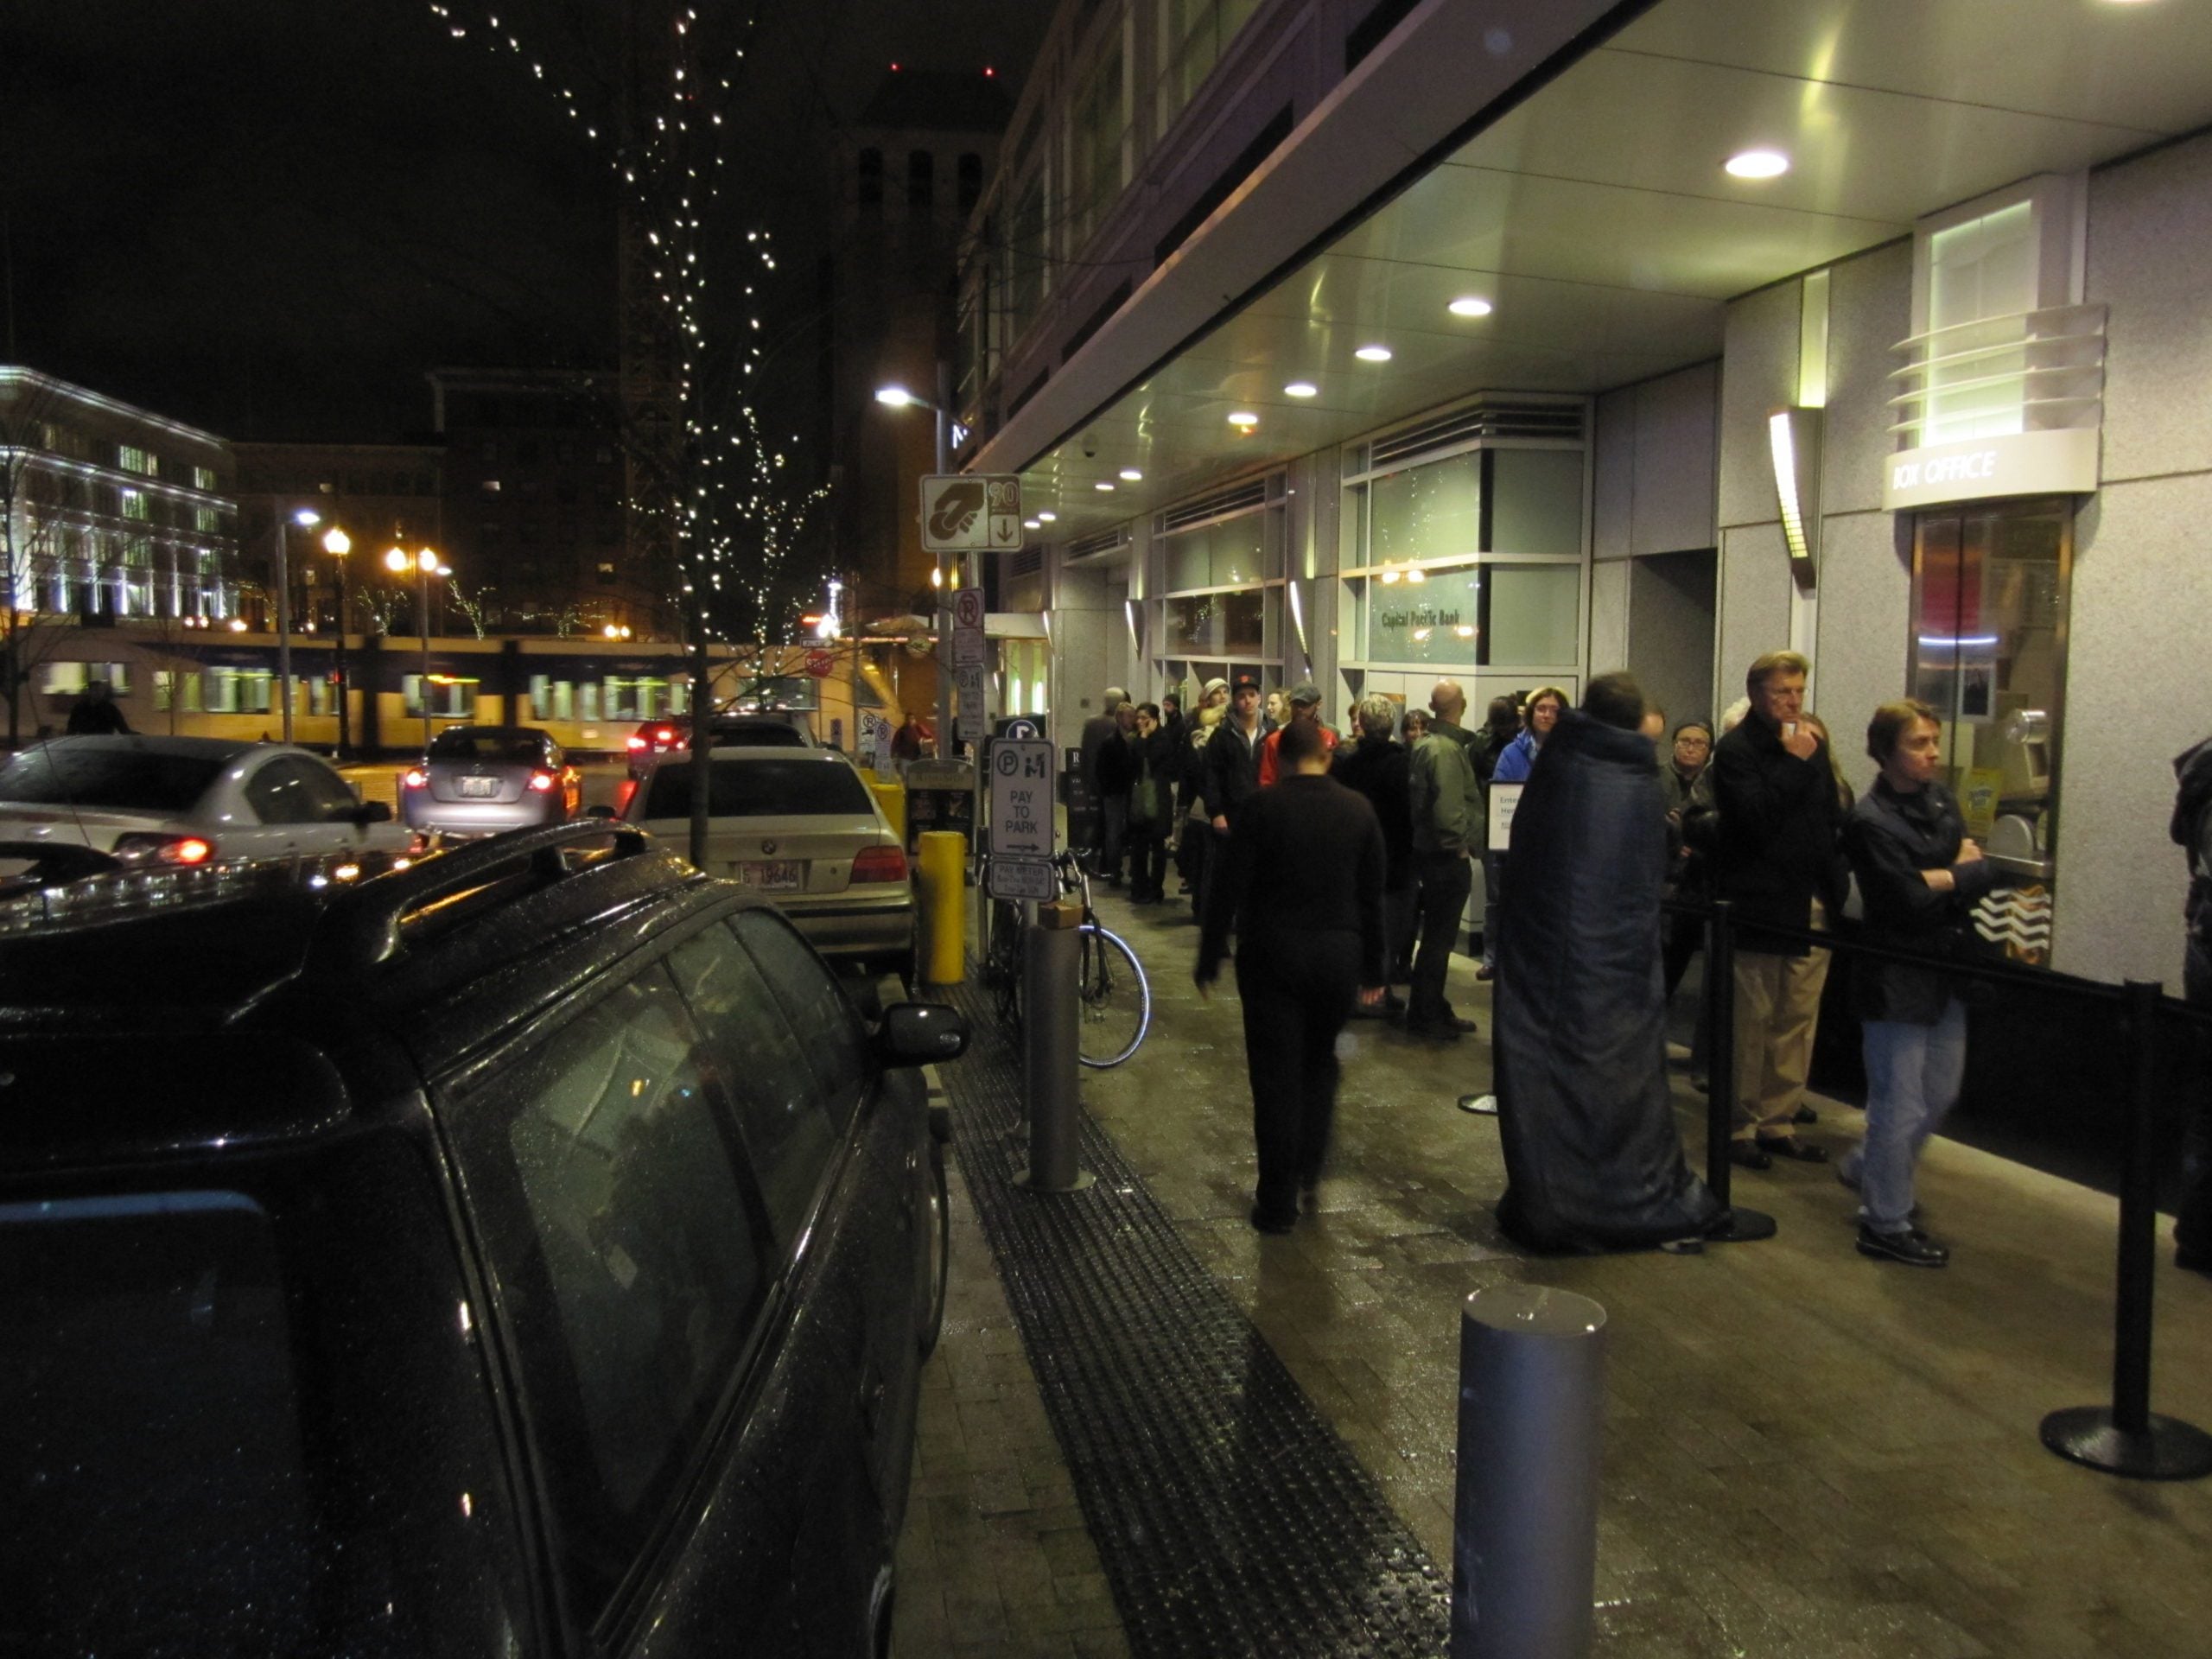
{"left": 613, "top": 778, "right": 639, "bottom": 815}
{"left": 626, "top": 734, "right": 648, "bottom": 751}
{"left": 113, "top": 833, "right": 217, "bottom": 867}
{"left": 528, "top": 770, "right": 557, "bottom": 792}
{"left": 402, "top": 768, "right": 429, "bottom": 789}
{"left": 850, "top": 845, "right": 908, "bottom": 883}
{"left": 655, "top": 728, "right": 677, "bottom": 746}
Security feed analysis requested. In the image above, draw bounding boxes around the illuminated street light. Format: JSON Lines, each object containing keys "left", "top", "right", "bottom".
{"left": 322, "top": 526, "right": 354, "bottom": 757}
{"left": 387, "top": 546, "right": 448, "bottom": 747}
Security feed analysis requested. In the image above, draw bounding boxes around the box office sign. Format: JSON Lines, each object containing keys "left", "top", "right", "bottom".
{"left": 1882, "top": 429, "right": 2099, "bottom": 513}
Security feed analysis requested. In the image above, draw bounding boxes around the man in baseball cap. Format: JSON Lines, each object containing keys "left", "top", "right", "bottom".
{"left": 1258, "top": 680, "right": 1338, "bottom": 785}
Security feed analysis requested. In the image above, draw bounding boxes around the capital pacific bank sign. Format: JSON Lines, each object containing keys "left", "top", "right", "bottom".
{"left": 1882, "top": 428, "right": 2100, "bottom": 512}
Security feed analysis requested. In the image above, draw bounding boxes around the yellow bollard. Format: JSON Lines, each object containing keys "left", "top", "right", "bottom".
{"left": 917, "top": 830, "right": 968, "bottom": 986}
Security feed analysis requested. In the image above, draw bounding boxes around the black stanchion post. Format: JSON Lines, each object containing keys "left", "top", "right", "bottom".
{"left": 1705, "top": 899, "right": 1737, "bottom": 1207}
{"left": 2040, "top": 979, "right": 2212, "bottom": 1480}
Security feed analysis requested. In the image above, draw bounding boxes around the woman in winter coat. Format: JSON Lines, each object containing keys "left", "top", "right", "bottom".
{"left": 1123, "top": 703, "right": 1176, "bottom": 902}
{"left": 1176, "top": 703, "right": 1225, "bottom": 911}
{"left": 1838, "top": 699, "right": 1996, "bottom": 1270}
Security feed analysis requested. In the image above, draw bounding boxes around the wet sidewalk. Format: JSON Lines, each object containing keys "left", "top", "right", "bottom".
{"left": 915, "top": 884, "right": 2212, "bottom": 1656}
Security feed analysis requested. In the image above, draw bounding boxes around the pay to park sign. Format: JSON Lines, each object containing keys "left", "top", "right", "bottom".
{"left": 988, "top": 738, "right": 1055, "bottom": 861}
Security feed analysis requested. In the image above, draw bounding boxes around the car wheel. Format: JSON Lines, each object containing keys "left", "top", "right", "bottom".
{"left": 918, "top": 1140, "right": 950, "bottom": 1358}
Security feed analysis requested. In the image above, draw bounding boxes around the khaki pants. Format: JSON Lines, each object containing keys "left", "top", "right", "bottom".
{"left": 1731, "top": 918, "right": 1832, "bottom": 1140}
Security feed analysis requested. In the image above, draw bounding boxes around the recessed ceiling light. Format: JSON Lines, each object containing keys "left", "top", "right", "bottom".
{"left": 1095, "top": 480, "right": 1116, "bottom": 492}
{"left": 1725, "top": 149, "right": 1789, "bottom": 180}
{"left": 1283, "top": 381, "right": 1318, "bottom": 398}
{"left": 1023, "top": 518, "right": 1040, "bottom": 530}
{"left": 1355, "top": 345, "right": 1393, "bottom": 363}
{"left": 1119, "top": 467, "right": 1142, "bottom": 481}
{"left": 1228, "top": 410, "right": 1259, "bottom": 427}
{"left": 1037, "top": 511, "right": 1057, "bottom": 523}
{"left": 1448, "top": 296, "right": 1493, "bottom": 318}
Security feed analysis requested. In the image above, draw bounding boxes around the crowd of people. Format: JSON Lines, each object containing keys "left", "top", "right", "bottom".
{"left": 1078, "top": 652, "right": 2212, "bottom": 1277}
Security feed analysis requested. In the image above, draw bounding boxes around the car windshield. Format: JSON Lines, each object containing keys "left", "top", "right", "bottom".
{"left": 0, "top": 1191, "right": 326, "bottom": 1650}
{"left": 429, "top": 729, "right": 545, "bottom": 765}
{"left": 0, "top": 747, "right": 224, "bottom": 813}
{"left": 644, "top": 758, "right": 871, "bottom": 819}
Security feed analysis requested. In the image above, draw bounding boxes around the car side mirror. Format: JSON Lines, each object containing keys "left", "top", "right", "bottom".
{"left": 875, "top": 1002, "right": 968, "bottom": 1067}
{"left": 584, "top": 804, "right": 617, "bottom": 821}
{"left": 347, "top": 800, "right": 394, "bottom": 825}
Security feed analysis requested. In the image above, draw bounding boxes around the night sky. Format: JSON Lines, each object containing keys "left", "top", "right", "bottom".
{"left": 5, "top": 1, "right": 1049, "bottom": 445}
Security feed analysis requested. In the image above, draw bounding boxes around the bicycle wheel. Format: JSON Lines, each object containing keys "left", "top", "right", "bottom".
{"left": 1074, "top": 924, "right": 1151, "bottom": 1069}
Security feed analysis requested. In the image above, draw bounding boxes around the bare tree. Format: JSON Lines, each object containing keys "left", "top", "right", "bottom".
{"left": 448, "top": 580, "right": 499, "bottom": 639}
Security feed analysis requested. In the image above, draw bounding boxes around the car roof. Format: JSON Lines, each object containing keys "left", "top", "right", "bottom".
{"left": 0, "top": 827, "right": 768, "bottom": 1171}
{"left": 435, "top": 724, "right": 551, "bottom": 740}
{"left": 19, "top": 734, "right": 270, "bottom": 764}
{"left": 692, "top": 745, "right": 850, "bottom": 763}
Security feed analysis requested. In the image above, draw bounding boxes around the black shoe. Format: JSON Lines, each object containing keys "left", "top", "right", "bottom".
{"left": 1249, "top": 1204, "right": 1296, "bottom": 1236}
{"left": 1403, "top": 1018, "right": 1464, "bottom": 1044}
{"left": 1444, "top": 1014, "right": 1478, "bottom": 1033}
{"left": 1475, "top": 963, "right": 1495, "bottom": 982}
{"left": 1727, "top": 1140, "right": 1772, "bottom": 1172}
{"left": 1794, "top": 1104, "right": 1819, "bottom": 1126}
{"left": 1858, "top": 1225, "right": 1948, "bottom": 1268}
{"left": 1757, "top": 1135, "right": 1828, "bottom": 1164}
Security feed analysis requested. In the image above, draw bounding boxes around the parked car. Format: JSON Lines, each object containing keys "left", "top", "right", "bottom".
{"left": 626, "top": 710, "right": 818, "bottom": 780}
{"left": 401, "top": 724, "right": 581, "bottom": 839}
{"left": 0, "top": 823, "right": 965, "bottom": 1657}
{"left": 623, "top": 748, "right": 915, "bottom": 981}
{"left": 0, "top": 735, "right": 411, "bottom": 867}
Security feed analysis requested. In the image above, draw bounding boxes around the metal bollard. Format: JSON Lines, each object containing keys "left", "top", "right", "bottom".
{"left": 1019, "top": 902, "right": 1092, "bottom": 1193}
{"left": 1452, "top": 1285, "right": 1607, "bottom": 1659}
{"left": 916, "top": 831, "right": 967, "bottom": 987}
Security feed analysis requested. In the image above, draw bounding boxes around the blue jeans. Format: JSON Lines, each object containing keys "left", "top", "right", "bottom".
{"left": 1844, "top": 1000, "right": 1968, "bottom": 1234}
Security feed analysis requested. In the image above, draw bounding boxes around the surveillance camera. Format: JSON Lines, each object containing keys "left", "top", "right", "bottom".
{"left": 1081, "top": 435, "right": 1098, "bottom": 460}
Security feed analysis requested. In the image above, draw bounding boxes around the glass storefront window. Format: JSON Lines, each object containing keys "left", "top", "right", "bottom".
{"left": 1488, "top": 564, "right": 1581, "bottom": 666}
{"left": 1489, "top": 450, "right": 1584, "bottom": 556}
{"left": 1369, "top": 452, "right": 1479, "bottom": 566}
{"left": 1164, "top": 513, "right": 1270, "bottom": 589}
{"left": 1166, "top": 591, "right": 1264, "bottom": 657}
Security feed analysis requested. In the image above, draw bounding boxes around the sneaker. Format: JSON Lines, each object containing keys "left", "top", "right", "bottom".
{"left": 1475, "top": 963, "right": 1496, "bottom": 982}
{"left": 1857, "top": 1225, "right": 1948, "bottom": 1268}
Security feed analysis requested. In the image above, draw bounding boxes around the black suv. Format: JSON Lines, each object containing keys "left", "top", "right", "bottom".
{"left": 0, "top": 823, "right": 964, "bottom": 1657}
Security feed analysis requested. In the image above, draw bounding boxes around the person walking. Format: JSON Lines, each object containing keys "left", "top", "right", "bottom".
{"left": 1838, "top": 700, "right": 1997, "bottom": 1267}
{"left": 1710, "top": 651, "right": 1843, "bottom": 1169}
{"left": 2171, "top": 732, "right": 2212, "bottom": 1275}
{"left": 1200, "top": 676, "right": 1274, "bottom": 918}
{"left": 66, "top": 681, "right": 131, "bottom": 735}
{"left": 1197, "top": 717, "right": 1387, "bottom": 1233}
{"left": 1331, "top": 695, "right": 1414, "bottom": 1018}
{"left": 1405, "top": 697, "right": 1484, "bottom": 1041}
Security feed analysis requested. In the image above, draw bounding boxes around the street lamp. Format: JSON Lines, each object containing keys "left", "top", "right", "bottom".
{"left": 387, "top": 545, "right": 448, "bottom": 748}
{"left": 321, "top": 525, "right": 353, "bottom": 758}
{"left": 876, "top": 363, "right": 959, "bottom": 752}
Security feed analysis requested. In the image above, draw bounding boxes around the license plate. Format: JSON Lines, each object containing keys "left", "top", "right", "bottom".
{"left": 457, "top": 776, "right": 498, "bottom": 798}
{"left": 733, "top": 860, "right": 804, "bottom": 892}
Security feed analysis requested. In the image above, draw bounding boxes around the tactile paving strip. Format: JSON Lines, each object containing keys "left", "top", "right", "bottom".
{"left": 939, "top": 978, "right": 1451, "bottom": 1657}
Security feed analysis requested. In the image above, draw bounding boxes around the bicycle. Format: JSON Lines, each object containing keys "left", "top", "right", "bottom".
{"left": 978, "top": 849, "right": 1153, "bottom": 1068}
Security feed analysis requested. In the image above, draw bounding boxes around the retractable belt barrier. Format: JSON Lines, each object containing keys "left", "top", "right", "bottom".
{"left": 1663, "top": 896, "right": 2212, "bottom": 1482}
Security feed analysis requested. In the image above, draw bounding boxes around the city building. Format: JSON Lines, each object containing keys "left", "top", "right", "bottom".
{"left": 0, "top": 365, "right": 239, "bottom": 740}
{"left": 823, "top": 67, "right": 1013, "bottom": 726}
{"left": 957, "top": 0, "right": 2212, "bottom": 988}
{"left": 231, "top": 441, "right": 446, "bottom": 636}
{"left": 425, "top": 366, "right": 643, "bottom": 639}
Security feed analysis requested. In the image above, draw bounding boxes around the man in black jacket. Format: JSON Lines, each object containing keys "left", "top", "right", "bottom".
{"left": 2174, "top": 734, "right": 2212, "bottom": 1274}
{"left": 1198, "top": 716, "right": 1386, "bottom": 1233}
{"left": 1079, "top": 686, "right": 1129, "bottom": 883}
{"left": 1710, "top": 651, "right": 1840, "bottom": 1169}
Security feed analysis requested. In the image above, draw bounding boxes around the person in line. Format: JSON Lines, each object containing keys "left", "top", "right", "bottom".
{"left": 1838, "top": 700, "right": 1997, "bottom": 1268}
{"left": 1079, "top": 686, "right": 1130, "bottom": 883}
{"left": 2171, "top": 732, "right": 2212, "bottom": 1275}
{"left": 1331, "top": 695, "right": 1414, "bottom": 1019}
{"left": 1491, "top": 684, "right": 1566, "bottom": 786}
{"left": 1176, "top": 701, "right": 1226, "bottom": 912}
{"left": 1405, "top": 694, "right": 1484, "bottom": 1041}
{"left": 1199, "top": 675, "right": 1274, "bottom": 918}
{"left": 1265, "top": 688, "right": 1290, "bottom": 728}
{"left": 1491, "top": 671, "right": 1727, "bottom": 1250}
{"left": 1427, "top": 678, "right": 1479, "bottom": 760}
{"left": 1678, "top": 699, "right": 1749, "bottom": 1094}
{"left": 1197, "top": 716, "right": 1387, "bottom": 1233}
{"left": 66, "top": 680, "right": 131, "bottom": 735}
{"left": 1710, "top": 651, "right": 1843, "bottom": 1169}
{"left": 890, "top": 712, "right": 924, "bottom": 762}
{"left": 1257, "top": 681, "right": 1338, "bottom": 784}
{"left": 1402, "top": 707, "right": 1429, "bottom": 745}
{"left": 1661, "top": 721, "right": 1714, "bottom": 1005}
{"left": 1123, "top": 702, "right": 1175, "bottom": 904}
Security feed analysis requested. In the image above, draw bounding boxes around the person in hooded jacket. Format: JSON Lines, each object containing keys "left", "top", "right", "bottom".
{"left": 1837, "top": 699, "right": 1997, "bottom": 1268}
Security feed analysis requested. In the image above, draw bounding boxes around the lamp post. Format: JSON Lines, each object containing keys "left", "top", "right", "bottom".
{"left": 387, "top": 545, "right": 448, "bottom": 749}
{"left": 875, "top": 361, "right": 958, "bottom": 753}
{"left": 270, "top": 507, "right": 324, "bottom": 745}
{"left": 322, "top": 526, "right": 353, "bottom": 758}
